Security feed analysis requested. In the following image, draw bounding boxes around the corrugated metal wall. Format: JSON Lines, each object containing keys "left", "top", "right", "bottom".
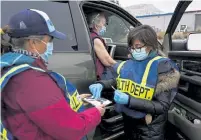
{"left": 136, "top": 12, "right": 201, "bottom": 32}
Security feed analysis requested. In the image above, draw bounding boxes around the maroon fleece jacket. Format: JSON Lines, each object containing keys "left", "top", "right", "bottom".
{"left": 1, "top": 59, "right": 101, "bottom": 140}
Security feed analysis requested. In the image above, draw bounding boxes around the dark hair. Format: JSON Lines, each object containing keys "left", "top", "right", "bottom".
{"left": 127, "top": 25, "right": 158, "bottom": 50}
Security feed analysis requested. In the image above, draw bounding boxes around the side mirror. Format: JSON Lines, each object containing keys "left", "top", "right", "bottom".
{"left": 187, "top": 33, "right": 201, "bottom": 51}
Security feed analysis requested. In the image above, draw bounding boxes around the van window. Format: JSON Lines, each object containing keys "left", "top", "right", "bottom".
{"left": 103, "top": 15, "right": 133, "bottom": 43}
{"left": 1, "top": 1, "right": 77, "bottom": 52}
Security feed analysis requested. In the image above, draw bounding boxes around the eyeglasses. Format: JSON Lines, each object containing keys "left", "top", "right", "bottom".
{"left": 128, "top": 44, "right": 146, "bottom": 53}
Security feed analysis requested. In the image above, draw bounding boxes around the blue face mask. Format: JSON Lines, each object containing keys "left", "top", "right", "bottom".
{"left": 41, "top": 42, "right": 53, "bottom": 63}
{"left": 98, "top": 26, "right": 106, "bottom": 36}
{"left": 131, "top": 48, "right": 148, "bottom": 61}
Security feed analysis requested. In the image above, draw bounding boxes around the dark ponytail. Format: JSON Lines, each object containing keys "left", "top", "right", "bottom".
{"left": 1, "top": 25, "right": 13, "bottom": 55}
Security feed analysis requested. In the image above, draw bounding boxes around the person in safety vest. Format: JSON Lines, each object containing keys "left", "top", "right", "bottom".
{"left": 0, "top": 9, "right": 105, "bottom": 140}
{"left": 88, "top": 12, "right": 117, "bottom": 80}
{"left": 89, "top": 25, "right": 181, "bottom": 140}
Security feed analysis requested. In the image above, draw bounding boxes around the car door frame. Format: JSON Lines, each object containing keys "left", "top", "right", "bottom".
{"left": 163, "top": 0, "right": 192, "bottom": 54}
{"left": 164, "top": 1, "right": 201, "bottom": 140}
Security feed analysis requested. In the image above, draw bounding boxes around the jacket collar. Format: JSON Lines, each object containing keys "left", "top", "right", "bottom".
{"left": 1, "top": 52, "right": 47, "bottom": 71}
{"left": 32, "top": 58, "right": 48, "bottom": 71}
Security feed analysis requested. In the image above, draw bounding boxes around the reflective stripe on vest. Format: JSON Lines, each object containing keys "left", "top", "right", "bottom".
{"left": 0, "top": 28, "right": 5, "bottom": 34}
{"left": 49, "top": 72, "right": 83, "bottom": 112}
{"left": 1, "top": 64, "right": 83, "bottom": 111}
{"left": 1, "top": 129, "right": 8, "bottom": 140}
{"left": 0, "top": 64, "right": 45, "bottom": 90}
{"left": 117, "top": 61, "right": 126, "bottom": 75}
{"left": 0, "top": 64, "right": 84, "bottom": 139}
{"left": 116, "top": 56, "right": 163, "bottom": 100}
{"left": 69, "top": 90, "right": 83, "bottom": 111}
{"left": 1, "top": 121, "right": 12, "bottom": 140}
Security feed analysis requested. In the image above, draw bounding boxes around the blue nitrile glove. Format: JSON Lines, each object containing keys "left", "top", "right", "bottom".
{"left": 89, "top": 83, "right": 103, "bottom": 99}
{"left": 114, "top": 90, "right": 129, "bottom": 105}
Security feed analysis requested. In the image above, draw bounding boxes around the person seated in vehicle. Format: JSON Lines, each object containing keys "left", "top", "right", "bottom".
{"left": 89, "top": 25, "right": 181, "bottom": 140}
{"left": 0, "top": 9, "right": 106, "bottom": 140}
{"left": 88, "top": 12, "right": 117, "bottom": 80}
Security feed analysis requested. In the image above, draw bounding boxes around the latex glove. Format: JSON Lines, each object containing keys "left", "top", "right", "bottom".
{"left": 89, "top": 83, "right": 103, "bottom": 99}
{"left": 114, "top": 90, "right": 129, "bottom": 105}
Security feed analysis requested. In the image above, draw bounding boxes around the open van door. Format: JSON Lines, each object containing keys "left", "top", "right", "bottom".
{"left": 163, "top": 1, "right": 201, "bottom": 140}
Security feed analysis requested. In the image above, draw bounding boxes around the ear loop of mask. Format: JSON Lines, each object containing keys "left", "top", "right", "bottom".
{"left": 32, "top": 39, "right": 47, "bottom": 58}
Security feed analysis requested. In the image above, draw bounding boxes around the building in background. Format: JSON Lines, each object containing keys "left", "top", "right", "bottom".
{"left": 125, "top": 4, "right": 163, "bottom": 17}
{"left": 125, "top": 4, "right": 201, "bottom": 32}
{"left": 135, "top": 10, "right": 201, "bottom": 32}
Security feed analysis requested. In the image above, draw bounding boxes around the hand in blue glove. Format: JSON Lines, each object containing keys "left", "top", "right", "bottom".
{"left": 89, "top": 83, "right": 103, "bottom": 99}
{"left": 114, "top": 90, "right": 129, "bottom": 105}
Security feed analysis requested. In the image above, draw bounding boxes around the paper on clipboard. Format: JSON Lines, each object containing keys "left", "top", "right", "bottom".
{"left": 83, "top": 97, "right": 112, "bottom": 106}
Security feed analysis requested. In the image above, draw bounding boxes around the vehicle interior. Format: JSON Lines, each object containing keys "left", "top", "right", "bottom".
{"left": 82, "top": 5, "right": 132, "bottom": 140}
{"left": 164, "top": 1, "right": 201, "bottom": 140}
{"left": 82, "top": 1, "right": 201, "bottom": 140}
{"left": 83, "top": 2, "right": 164, "bottom": 62}
{"left": 82, "top": 2, "right": 139, "bottom": 61}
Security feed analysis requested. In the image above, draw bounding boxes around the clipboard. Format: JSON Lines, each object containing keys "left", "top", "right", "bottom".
{"left": 83, "top": 97, "right": 112, "bottom": 106}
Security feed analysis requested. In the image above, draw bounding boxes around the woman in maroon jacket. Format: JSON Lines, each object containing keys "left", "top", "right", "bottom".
{"left": 1, "top": 9, "right": 105, "bottom": 140}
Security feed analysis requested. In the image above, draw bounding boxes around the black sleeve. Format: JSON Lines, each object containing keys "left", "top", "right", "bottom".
{"left": 128, "top": 90, "right": 176, "bottom": 114}
{"left": 95, "top": 64, "right": 119, "bottom": 89}
{"left": 96, "top": 78, "right": 116, "bottom": 89}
